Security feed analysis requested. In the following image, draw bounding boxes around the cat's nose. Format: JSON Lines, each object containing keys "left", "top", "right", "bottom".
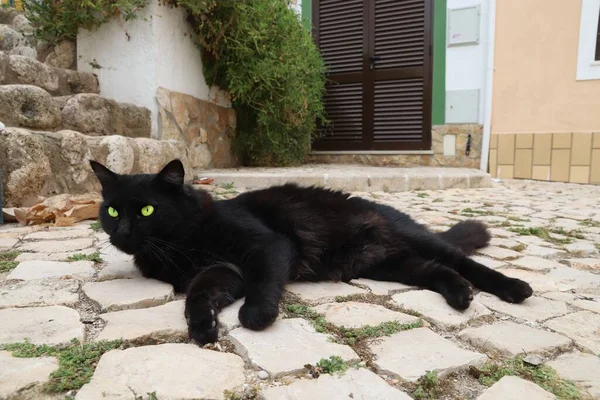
{"left": 117, "top": 220, "right": 132, "bottom": 237}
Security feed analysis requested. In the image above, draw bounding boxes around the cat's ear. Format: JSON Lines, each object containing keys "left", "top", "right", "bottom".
{"left": 89, "top": 160, "right": 118, "bottom": 187}
{"left": 156, "top": 159, "right": 185, "bottom": 186}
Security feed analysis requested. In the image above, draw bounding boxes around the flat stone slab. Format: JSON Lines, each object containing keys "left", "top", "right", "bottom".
{"left": 286, "top": 282, "right": 368, "bottom": 304}
{"left": 75, "top": 344, "right": 245, "bottom": 400}
{"left": 198, "top": 166, "right": 491, "bottom": 192}
{"left": 314, "top": 301, "right": 420, "bottom": 329}
{"left": 458, "top": 321, "right": 572, "bottom": 357}
{"left": 522, "top": 244, "right": 563, "bottom": 258}
{"left": 83, "top": 278, "right": 174, "bottom": 312}
{"left": 0, "top": 237, "right": 18, "bottom": 249}
{"left": 350, "top": 278, "right": 414, "bottom": 295}
{"left": 95, "top": 300, "right": 186, "bottom": 343}
{"left": 7, "top": 260, "right": 95, "bottom": 280}
{"left": 509, "top": 256, "right": 564, "bottom": 271}
{"left": 477, "top": 376, "right": 555, "bottom": 400}
{"left": 546, "top": 267, "right": 600, "bottom": 293}
{"left": 391, "top": 290, "right": 491, "bottom": 329}
{"left": 565, "top": 258, "right": 600, "bottom": 272}
{"left": 475, "top": 293, "right": 569, "bottom": 322}
{"left": 0, "top": 351, "right": 59, "bottom": 399}
{"left": 17, "top": 238, "right": 94, "bottom": 253}
{"left": 477, "top": 246, "right": 522, "bottom": 260}
{"left": 547, "top": 353, "right": 600, "bottom": 398}
{"left": 498, "top": 269, "right": 572, "bottom": 293}
{"left": 470, "top": 255, "right": 507, "bottom": 270}
{"left": 0, "top": 306, "right": 84, "bottom": 345}
{"left": 566, "top": 241, "right": 599, "bottom": 254}
{"left": 218, "top": 298, "right": 244, "bottom": 332}
{"left": 0, "top": 279, "right": 79, "bottom": 309}
{"left": 262, "top": 367, "right": 412, "bottom": 400}
{"left": 23, "top": 228, "right": 93, "bottom": 240}
{"left": 228, "top": 318, "right": 359, "bottom": 377}
{"left": 541, "top": 291, "right": 600, "bottom": 313}
{"left": 96, "top": 247, "right": 141, "bottom": 281}
{"left": 369, "top": 327, "right": 487, "bottom": 382}
{"left": 15, "top": 248, "right": 97, "bottom": 262}
{"left": 544, "top": 311, "right": 600, "bottom": 353}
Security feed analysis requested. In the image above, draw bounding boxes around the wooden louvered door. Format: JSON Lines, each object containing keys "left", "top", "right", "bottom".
{"left": 312, "top": 0, "right": 432, "bottom": 151}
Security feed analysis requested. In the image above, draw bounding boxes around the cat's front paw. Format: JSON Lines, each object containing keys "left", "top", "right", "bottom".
{"left": 496, "top": 277, "right": 533, "bottom": 303}
{"left": 443, "top": 277, "right": 474, "bottom": 310}
{"left": 239, "top": 302, "right": 279, "bottom": 331}
{"left": 186, "top": 304, "right": 218, "bottom": 345}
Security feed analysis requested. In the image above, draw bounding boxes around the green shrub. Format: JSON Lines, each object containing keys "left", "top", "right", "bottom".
{"left": 180, "top": 0, "right": 327, "bottom": 165}
{"left": 23, "top": 0, "right": 147, "bottom": 44}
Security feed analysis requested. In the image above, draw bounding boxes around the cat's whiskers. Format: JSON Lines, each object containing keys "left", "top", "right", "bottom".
{"left": 145, "top": 241, "right": 188, "bottom": 278}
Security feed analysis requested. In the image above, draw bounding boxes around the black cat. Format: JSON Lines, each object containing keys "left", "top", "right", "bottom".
{"left": 90, "top": 159, "right": 533, "bottom": 344}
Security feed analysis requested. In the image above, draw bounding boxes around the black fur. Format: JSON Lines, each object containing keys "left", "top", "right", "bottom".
{"left": 90, "top": 160, "right": 533, "bottom": 344}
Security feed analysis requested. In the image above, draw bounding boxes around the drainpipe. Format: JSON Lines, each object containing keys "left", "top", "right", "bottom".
{"left": 479, "top": 0, "right": 496, "bottom": 172}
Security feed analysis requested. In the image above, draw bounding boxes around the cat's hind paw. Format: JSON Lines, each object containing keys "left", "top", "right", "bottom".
{"left": 186, "top": 305, "right": 218, "bottom": 345}
{"left": 443, "top": 277, "right": 474, "bottom": 310}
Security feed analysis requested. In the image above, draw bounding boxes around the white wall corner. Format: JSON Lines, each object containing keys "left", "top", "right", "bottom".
{"left": 576, "top": 0, "right": 600, "bottom": 80}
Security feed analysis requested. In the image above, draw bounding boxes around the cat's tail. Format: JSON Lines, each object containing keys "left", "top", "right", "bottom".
{"left": 437, "top": 220, "right": 491, "bottom": 255}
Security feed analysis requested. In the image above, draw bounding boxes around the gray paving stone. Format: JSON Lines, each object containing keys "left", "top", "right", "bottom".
{"left": 23, "top": 228, "right": 93, "bottom": 240}
{"left": 514, "top": 235, "right": 558, "bottom": 248}
{"left": 544, "top": 311, "right": 600, "bottom": 353}
{"left": 0, "top": 351, "right": 59, "bottom": 399}
{"left": 96, "top": 247, "right": 141, "bottom": 281}
{"left": 15, "top": 248, "right": 97, "bottom": 262}
{"left": 490, "top": 237, "right": 521, "bottom": 249}
{"left": 75, "top": 344, "right": 245, "bottom": 399}
{"left": 7, "top": 260, "right": 95, "bottom": 280}
{"left": 0, "top": 237, "right": 18, "bottom": 249}
{"left": 522, "top": 244, "right": 564, "bottom": 258}
{"left": 391, "top": 290, "right": 491, "bottom": 329}
{"left": 0, "top": 279, "right": 79, "bottom": 309}
{"left": 470, "top": 255, "right": 507, "bottom": 270}
{"left": 286, "top": 282, "right": 368, "bottom": 304}
{"left": 546, "top": 267, "right": 600, "bottom": 293}
{"left": 350, "top": 278, "right": 414, "bottom": 295}
{"left": 541, "top": 291, "right": 600, "bottom": 313}
{"left": 498, "top": 268, "right": 573, "bottom": 293}
{"left": 0, "top": 306, "right": 84, "bottom": 345}
{"left": 566, "top": 241, "right": 599, "bottom": 254}
{"left": 565, "top": 258, "right": 600, "bottom": 272}
{"left": 488, "top": 228, "right": 517, "bottom": 238}
{"left": 552, "top": 218, "right": 582, "bottom": 231}
{"left": 228, "top": 318, "right": 359, "bottom": 377}
{"left": 83, "top": 278, "right": 174, "bottom": 312}
{"left": 17, "top": 238, "right": 94, "bottom": 253}
{"left": 262, "top": 367, "right": 412, "bottom": 400}
{"left": 458, "top": 322, "right": 572, "bottom": 357}
{"left": 509, "top": 256, "right": 564, "bottom": 271}
{"left": 477, "top": 246, "right": 522, "bottom": 260}
{"left": 475, "top": 293, "right": 569, "bottom": 322}
{"left": 95, "top": 300, "right": 186, "bottom": 343}
{"left": 369, "top": 327, "right": 487, "bottom": 382}
{"left": 477, "top": 376, "right": 555, "bottom": 400}
{"left": 314, "top": 301, "right": 420, "bottom": 329}
{"left": 218, "top": 298, "right": 244, "bottom": 332}
{"left": 547, "top": 353, "right": 600, "bottom": 399}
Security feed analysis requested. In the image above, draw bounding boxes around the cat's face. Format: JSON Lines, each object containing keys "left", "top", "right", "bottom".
{"left": 90, "top": 160, "right": 187, "bottom": 255}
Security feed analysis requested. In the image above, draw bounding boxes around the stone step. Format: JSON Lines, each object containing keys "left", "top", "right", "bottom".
{"left": 0, "top": 127, "right": 191, "bottom": 207}
{"left": 0, "top": 85, "right": 150, "bottom": 137}
{"left": 194, "top": 165, "right": 491, "bottom": 192}
{"left": 0, "top": 53, "right": 97, "bottom": 96}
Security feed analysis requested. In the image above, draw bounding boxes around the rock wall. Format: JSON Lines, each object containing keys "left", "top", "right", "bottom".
{"left": 156, "top": 87, "right": 238, "bottom": 169}
{"left": 0, "top": 128, "right": 191, "bottom": 207}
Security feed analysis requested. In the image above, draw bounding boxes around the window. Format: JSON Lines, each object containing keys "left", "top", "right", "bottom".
{"left": 577, "top": 0, "right": 600, "bottom": 80}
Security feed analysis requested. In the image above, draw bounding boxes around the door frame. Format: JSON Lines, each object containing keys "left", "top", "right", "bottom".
{"left": 311, "top": 0, "right": 433, "bottom": 152}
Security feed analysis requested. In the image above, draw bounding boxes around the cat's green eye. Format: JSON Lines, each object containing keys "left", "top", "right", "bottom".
{"left": 107, "top": 206, "right": 118, "bottom": 218}
{"left": 141, "top": 205, "right": 154, "bottom": 217}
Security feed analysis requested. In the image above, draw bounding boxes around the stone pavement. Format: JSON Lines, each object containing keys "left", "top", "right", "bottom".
{"left": 0, "top": 179, "right": 600, "bottom": 399}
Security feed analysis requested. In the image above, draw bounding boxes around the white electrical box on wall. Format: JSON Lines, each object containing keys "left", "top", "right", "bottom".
{"left": 447, "top": 5, "right": 481, "bottom": 47}
{"left": 446, "top": 89, "right": 480, "bottom": 123}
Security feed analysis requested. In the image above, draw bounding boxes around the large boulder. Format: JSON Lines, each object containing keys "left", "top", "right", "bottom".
{"left": 0, "top": 85, "right": 61, "bottom": 129}
{"left": 0, "top": 128, "right": 191, "bottom": 207}
{"left": 44, "top": 41, "right": 76, "bottom": 70}
{"left": 0, "top": 25, "right": 26, "bottom": 52}
{"left": 62, "top": 94, "right": 151, "bottom": 137}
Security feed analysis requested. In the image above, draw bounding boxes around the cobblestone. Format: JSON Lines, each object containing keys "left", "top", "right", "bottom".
{"left": 1, "top": 179, "right": 600, "bottom": 398}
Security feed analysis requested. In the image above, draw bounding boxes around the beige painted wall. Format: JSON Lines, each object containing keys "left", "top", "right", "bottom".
{"left": 492, "top": 0, "right": 600, "bottom": 134}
